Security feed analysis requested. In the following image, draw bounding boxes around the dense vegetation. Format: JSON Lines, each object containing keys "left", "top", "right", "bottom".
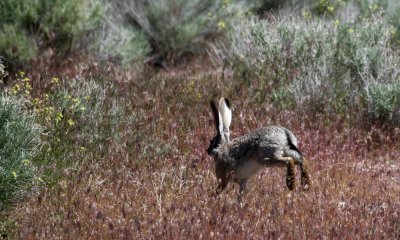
{"left": 1, "top": 0, "right": 399, "bottom": 238}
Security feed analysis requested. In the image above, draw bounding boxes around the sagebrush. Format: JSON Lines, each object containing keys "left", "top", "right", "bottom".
{"left": 0, "top": 94, "right": 43, "bottom": 207}
{"left": 218, "top": 12, "right": 400, "bottom": 121}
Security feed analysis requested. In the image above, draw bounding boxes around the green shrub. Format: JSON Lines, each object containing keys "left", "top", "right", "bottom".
{"left": 0, "top": 24, "right": 37, "bottom": 64}
{"left": 0, "top": 95, "right": 43, "bottom": 206}
{"left": 365, "top": 81, "right": 400, "bottom": 123}
{"left": 7, "top": 73, "right": 126, "bottom": 180}
{"left": 306, "top": 0, "right": 400, "bottom": 41}
{"left": 0, "top": 0, "right": 100, "bottom": 65}
{"left": 99, "top": 0, "right": 260, "bottom": 65}
{"left": 41, "top": 76, "right": 124, "bottom": 154}
{"left": 95, "top": 20, "right": 151, "bottom": 66}
{"left": 220, "top": 13, "right": 400, "bottom": 118}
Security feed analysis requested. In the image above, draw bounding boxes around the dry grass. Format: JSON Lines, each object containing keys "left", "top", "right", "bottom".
{"left": 6, "top": 65, "right": 400, "bottom": 239}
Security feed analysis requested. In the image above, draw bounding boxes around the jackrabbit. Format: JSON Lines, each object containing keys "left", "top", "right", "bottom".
{"left": 207, "top": 97, "right": 310, "bottom": 197}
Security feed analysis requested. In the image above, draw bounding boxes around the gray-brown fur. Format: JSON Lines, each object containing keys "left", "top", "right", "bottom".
{"left": 207, "top": 98, "right": 310, "bottom": 198}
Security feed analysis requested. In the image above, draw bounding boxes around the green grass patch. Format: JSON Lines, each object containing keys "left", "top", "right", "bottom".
{"left": 0, "top": 94, "right": 43, "bottom": 207}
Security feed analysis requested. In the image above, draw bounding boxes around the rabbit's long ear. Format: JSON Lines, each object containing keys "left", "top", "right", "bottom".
{"left": 210, "top": 99, "right": 223, "bottom": 135}
{"left": 218, "top": 98, "right": 232, "bottom": 131}
{"left": 218, "top": 97, "right": 232, "bottom": 142}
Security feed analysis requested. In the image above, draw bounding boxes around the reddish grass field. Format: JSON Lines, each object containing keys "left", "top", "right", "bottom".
{"left": 7, "top": 66, "right": 400, "bottom": 239}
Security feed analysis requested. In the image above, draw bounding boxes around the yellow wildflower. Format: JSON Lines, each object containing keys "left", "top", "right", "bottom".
{"left": 56, "top": 112, "right": 63, "bottom": 123}
{"left": 36, "top": 177, "right": 44, "bottom": 182}
{"left": 72, "top": 98, "right": 80, "bottom": 104}
{"left": 10, "top": 84, "right": 21, "bottom": 95}
{"left": 303, "top": 11, "right": 311, "bottom": 20}
{"left": 348, "top": 28, "right": 354, "bottom": 34}
{"left": 334, "top": 19, "right": 340, "bottom": 27}
{"left": 218, "top": 20, "right": 226, "bottom": 30}
{"left": 369, "top": 4, "right": 378, "bottom": 11}
{"left": 67, "top": 119, "right": 75, "bottom": 126}
{"left": 12, "top": 171, "right": 17, "bottom": 179}
{"left": 25, "top": 83, "right": 33, "bottom": 90}
{"left": 22, "top": 159, "right": 30, "bottom": 166}
{"left": 327, "top": 6, "right": 334, "bottom": 13}
{"left": 32, "top": 98, "right": 40, "bottom": 105}
{"left": 51, "top": 77, "right": 59, "bottom": 84}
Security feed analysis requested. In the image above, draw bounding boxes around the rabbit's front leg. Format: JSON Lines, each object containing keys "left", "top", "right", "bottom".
{"left": 216, "top": 179, "right": 228, "bottom": 195}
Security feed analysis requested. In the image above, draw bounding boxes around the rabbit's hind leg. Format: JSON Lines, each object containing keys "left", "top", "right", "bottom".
{"left": 263, "top": 156, "right": 296, "bottom": 190}
{"left": 300, "top": 158, "right": 310, "bottom": 189}
{"left": 274, "top": 157, "right": 296, "bottom": 190}
{"left": 291, "top": 157, "right": 310, "bottom": 189}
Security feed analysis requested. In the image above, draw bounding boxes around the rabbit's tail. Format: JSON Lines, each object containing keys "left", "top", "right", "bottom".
{"left": 285, "top": 129, "right": 303, "bottom": 163}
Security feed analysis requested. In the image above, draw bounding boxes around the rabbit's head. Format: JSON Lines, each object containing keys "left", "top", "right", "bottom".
{"left": 207, "top": 134, "right": 221, "bottom": 156}
{"left": 207, "top": 97, "right": 232, "bottom": 156}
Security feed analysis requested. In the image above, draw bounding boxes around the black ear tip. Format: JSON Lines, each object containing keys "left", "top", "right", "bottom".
{"left": 209, "top": 98, "right": 220, "bottom": 130}
{"left": 210, "top": 99, "right": 217, "bottom": 111}
{"left": 224, "top": 98, "right": 231, "bottom": 109}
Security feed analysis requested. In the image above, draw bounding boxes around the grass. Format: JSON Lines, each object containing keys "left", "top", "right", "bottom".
{"left": 2, "top": 65, "right": 399, "bottom": 239}
{"left": 1, "top": 0, "right": 400, "bottom": 239}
